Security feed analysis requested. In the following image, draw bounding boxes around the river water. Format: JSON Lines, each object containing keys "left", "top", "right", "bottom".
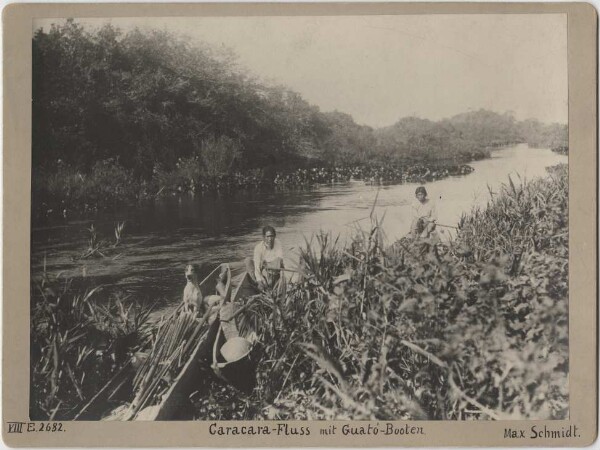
{"left": 31, "top": 144, "right": 567, "bottom": 307}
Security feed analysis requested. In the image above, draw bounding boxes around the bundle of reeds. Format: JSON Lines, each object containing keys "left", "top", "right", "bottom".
{"left": 127, "top": 308, "right": 209, "bottom": 417}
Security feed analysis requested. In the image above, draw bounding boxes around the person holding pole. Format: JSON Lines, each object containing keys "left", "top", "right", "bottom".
{"left": 245, "top": 226, "right": 284, "bottom": 289}
{"left": 410, "top": 186, "right": 437, "bottom": 239}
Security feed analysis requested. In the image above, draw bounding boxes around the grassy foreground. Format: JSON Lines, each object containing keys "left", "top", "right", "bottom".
{"left": 196, "top": 164, "right": 568, "bottom": 420}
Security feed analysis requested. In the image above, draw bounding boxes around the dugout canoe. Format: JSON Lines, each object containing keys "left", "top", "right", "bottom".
{"left": 102, "top": 263, "right": 232, "bottom": 421}
{"left": 136, "top": 263, "right": 232, "bottom": 420}
{"left": 210, "top": 269, "right": 286, "bottom": 392}
{"left": 211, "top": 271, "right": 259, "bottom": 393}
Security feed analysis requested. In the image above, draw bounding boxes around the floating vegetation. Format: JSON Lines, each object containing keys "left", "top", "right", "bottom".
{"left": 151, "top": 163, "right": 475, "bottom": 194}
{"left": 274, "top": 164, "right": 474, "bottom": 187}
{"left": 35, "top": 161, "right": 474, "bottom": 221}
{"left": 74, "top": 222, "right": 126, "bottom": 260}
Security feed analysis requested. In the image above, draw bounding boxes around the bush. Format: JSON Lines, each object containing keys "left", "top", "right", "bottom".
{"left": 152, "top": 157, "right": 203, "bottom": 193}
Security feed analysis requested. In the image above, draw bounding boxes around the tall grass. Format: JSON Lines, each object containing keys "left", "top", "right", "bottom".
{"left": 457, "top": 164, "right": 568, "bottom": 260}
{"left": 33, "top": 159, "right": 148, "bottom": 219}
{"left": 30, "top": 270, "right": 154, "bottom": 420}
{"left": 196, "top": 164, "right": 568, "bottom": 421}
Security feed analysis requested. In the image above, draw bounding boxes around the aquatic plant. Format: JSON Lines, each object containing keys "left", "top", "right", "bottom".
{"left": 34, "top": 160, "right": 475, "bottom": 222}
{"left": 31, "top": 164, "right": 569, "bottom": 421}
{"left": 272, "top": 164, "right": 474, "bottom": 188}
{"left": 75, "top": 222, "right": 126, "bottom": 260}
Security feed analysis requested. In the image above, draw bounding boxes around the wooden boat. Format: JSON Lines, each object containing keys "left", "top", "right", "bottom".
{"left": 98, "top": 263, "right": 232, "bottom": 421}
{"left": 134, "top": 263, "right": 232, "bottom": 420}
{"left": 233, "top": 270, "right": 259, "bottom": 303}
{"left": 210, "top": 269, "right": 286, "bottom": 392}
{"left": 74, "top": 360, "right": 133, "bottom": 420}
{"left": 211, "top": 271, "right": 259, "bottom": 393}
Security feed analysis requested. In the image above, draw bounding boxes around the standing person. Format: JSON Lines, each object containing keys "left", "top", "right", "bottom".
{"left": 245, "top": 226, "right": 284, "bottom": 289}
{"left": 410, "top": 186, "right": 437, "bottom": 239}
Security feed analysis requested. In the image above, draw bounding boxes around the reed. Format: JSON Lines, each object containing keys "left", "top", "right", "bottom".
{"left": 128, "top": 306, "right": 213, "bottom": 417}
{"left": 195, "top": 164, "right": 568, "bottom": 421}
{"left": 75, "top": 222, "right": 127, "bottom": 260}
{"left": 30, "top": 270, "right": 154, "bottom": 420}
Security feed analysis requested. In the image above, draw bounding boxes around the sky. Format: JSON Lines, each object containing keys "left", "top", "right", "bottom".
{"left": 35, "top": 15, "right": 568, "bottom": 128}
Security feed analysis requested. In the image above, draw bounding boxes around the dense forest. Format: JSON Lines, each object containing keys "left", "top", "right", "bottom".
{"left": 32, "top": 20, "right": 568, "bottom": 215}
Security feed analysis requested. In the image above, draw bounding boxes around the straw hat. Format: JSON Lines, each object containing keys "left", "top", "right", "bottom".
{"left": 220, "top": 337, "right": 252, "bottom": 363}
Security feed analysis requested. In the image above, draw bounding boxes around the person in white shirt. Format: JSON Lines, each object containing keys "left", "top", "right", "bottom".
{"left": 244, "top": 226, "right": 284, "bottom": 289}
{"left": 410, "top": 186, "right": 437, "bottom": 238}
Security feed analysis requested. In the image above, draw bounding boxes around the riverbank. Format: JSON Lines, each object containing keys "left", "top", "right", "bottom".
{"left": 33, "top": 160, "right": 476, "bottom": 222}
{"left": 30, "top": 164, "right": 568, "bottom": 420}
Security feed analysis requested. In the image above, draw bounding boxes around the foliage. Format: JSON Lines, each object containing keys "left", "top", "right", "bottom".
{"left": 457, "top": 164, "right": 568, "bottom": 261}
{"left": 375, "top": 115, "right": 491, "bottom": 163}
{"left": 30, "top": 269, "right": 154, "bottom": 420}
{"left": 273, "top": 164, "right": 473, "bottom": 187}
{"left": 198, "top": 136, "right": 242, "bottom": 180}
{"left": 30, "top": 166, "right": 568, "bottom": 421}
{"left": 35, "top": 159, "right": 474, "bottom": 222}
{"left": 298, "top": 232, "right": 345, "bottom": 291}
{"left": 33, "top": 158, "right": 148, "bottom": 219}
{"left": 375, "top": 110, "right": 568, "bottom": 163}
{"left": 32, "top": 20, "right": 326, "bottom": 176}
{"left": 319, "top": 111, "right": 377, "bottom": 164}
{"left": 75, "top": 222, "right": 126, "bottom": 259}
{"left": 197, "top": 165, "right": 568, "bottom": 421}
{"left": 32, "top": 21, "right": 567, "bottom": 221}
{"left": 125, "top": 308, "right": 212, "bottom": 419}
{"left": 518, "top": 119, "right": 568, "bottom": 149}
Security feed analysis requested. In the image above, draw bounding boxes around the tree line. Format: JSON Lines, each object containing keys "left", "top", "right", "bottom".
{"left": 33, "top": 20, "right": 567, "bottom": 188}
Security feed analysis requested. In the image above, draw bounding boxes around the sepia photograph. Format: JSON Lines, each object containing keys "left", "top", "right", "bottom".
{"left": 1, "top": 0, "right": 596, "bottom": 445}
{"left": 27, "top": 13, "right": 573, "bottom": 424}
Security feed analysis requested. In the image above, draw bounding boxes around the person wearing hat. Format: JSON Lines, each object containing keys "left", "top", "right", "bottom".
{"left": 410, "top": 186, "right": 437, "bottom": 239}
{"left": 244, "top": 225, "right": 284, "bottom": 289}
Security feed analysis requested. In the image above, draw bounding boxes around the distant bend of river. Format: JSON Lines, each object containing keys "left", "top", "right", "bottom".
{"left": 31, "top": 144, "right": 567, "bottom": 308}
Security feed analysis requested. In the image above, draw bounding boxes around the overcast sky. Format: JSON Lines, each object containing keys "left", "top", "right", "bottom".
{"left": 35, "top": 15, "right": 568, "bottom": 128}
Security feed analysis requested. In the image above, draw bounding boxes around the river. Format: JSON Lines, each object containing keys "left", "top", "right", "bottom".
{"left": 31, "top": 144, "right": 567, "bottom": 308}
